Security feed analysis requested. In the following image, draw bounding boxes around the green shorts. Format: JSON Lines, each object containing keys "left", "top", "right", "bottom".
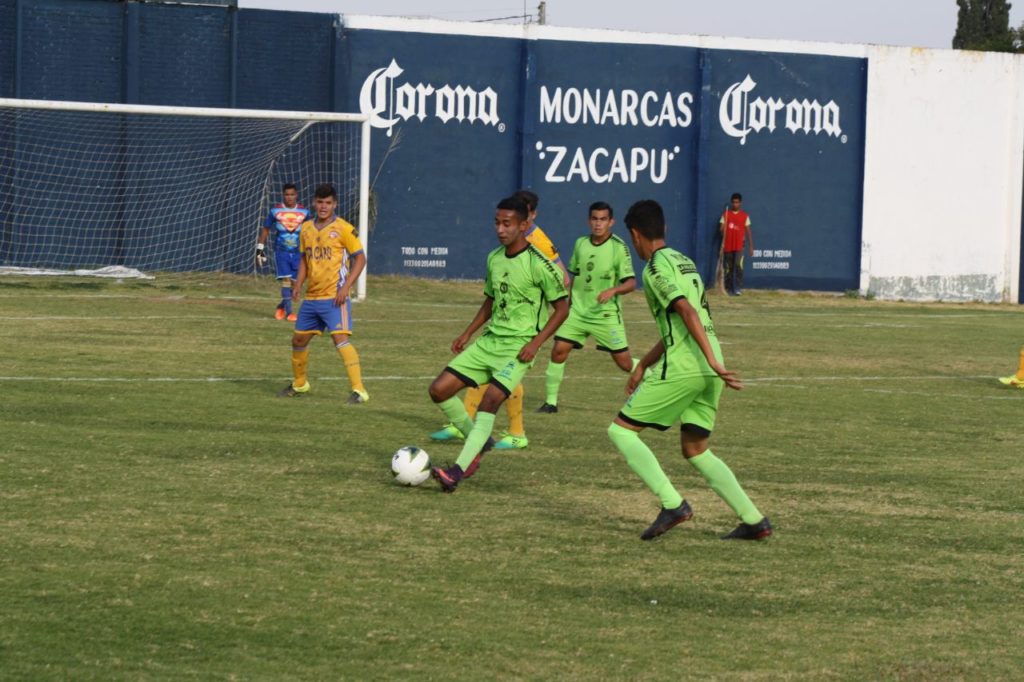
{"left": 446, "top": 332, "right": 533, "bottom": 395}
{"left": 618, "top": 373, "right": 722, "bottom": 434}
{"left": 555, "top": 312, "right": 629, "bottom": 354}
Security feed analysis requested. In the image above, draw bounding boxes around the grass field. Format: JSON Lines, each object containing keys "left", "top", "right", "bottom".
{"left": 1, "top": 274, "right": 1023, "bottom": 680}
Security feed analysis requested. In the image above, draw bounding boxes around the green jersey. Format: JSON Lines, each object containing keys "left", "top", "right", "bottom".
{"left": 568, "top": 233, "right": 635, "bottom": 324}
{"left": 483, "top": 243, "right": 568, "bottom": 339}
{"left": 642, "top": 247, "right": 722, "bottom": 379}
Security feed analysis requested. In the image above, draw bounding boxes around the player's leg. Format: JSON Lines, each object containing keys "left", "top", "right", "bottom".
{"left": 432, "top": 337, "right": 531, "bottom": 491}
{"left": 998, "top": 345, "right": 1024, "bottom": 387}
{"left": 280, "top": 328, "right": 316, "bottom": 396}
{"left": 429, "top": 382, "right": 483, "bottom": 442}
{"left": 275, "top": 252, "right": 298, "bottom": 319}
{"left": 455, "top": 382, "right": 507, "bottom": 471}
{"left": 430, "top": 381, "right": 487, "bottom": 442}
{"left": 539, "top": 340, "right": 573, "bottom": 414}
{"left": 678, "top": 380, "right": 771, "bottom": 539}
{"left": 608, "top": 376, "right": 701, "bottom": 539}
{"left": 594, "top": 322, "right": 635, "bottom": 373}
{"left": 428, "top": 369, "right": 476, "bottom": 443}
{"left": 463, "top": 385, "right": 486, "bottom": 418}
{"left": 327, "top": 298, "right": 367, "bottom": 403}
{"left": 429, "top": 340, "right": 497, "bottom": 490}
{"left": 723, "top": 251, "right": 736, "bottom": 294}
{"left": 540, "top": 318, "right": 586, "bottom": 413}
{"left": 735, "top": 251, "right": 745, "bottom": 295}
{"left": 495, "top": 383, "right": 528, "bottom": 449}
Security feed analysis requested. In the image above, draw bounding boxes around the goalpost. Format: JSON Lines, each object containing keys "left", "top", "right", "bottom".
{"left": 0, "top": 98, "right": 372, "bottom": 300}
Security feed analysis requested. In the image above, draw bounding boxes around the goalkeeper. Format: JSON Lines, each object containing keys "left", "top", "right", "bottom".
{"left": 256, "top": 183, "right": 309, "bottom": 321}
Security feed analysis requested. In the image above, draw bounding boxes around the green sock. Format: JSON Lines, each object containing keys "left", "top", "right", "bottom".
{"left": 688, "top": 450, "right": 762, "bottom": 524}
{"left": 631, "top": 357, "right": 640, "bottom": 371}
{"left": 455, "top": 411, "right": 496, "bottom": 471}
{"left": 545, "top": 360, "right": 566, "bottom": 405}
{"left": 438, "top": 396, "right": 474, "bottom": 437}
{"left": 607, "top": 423, "right": 683, "bottom": 509}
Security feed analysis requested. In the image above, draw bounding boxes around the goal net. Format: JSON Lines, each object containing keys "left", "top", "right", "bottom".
{"left": 0, "top": 98, "right": 370, "bottom": 297}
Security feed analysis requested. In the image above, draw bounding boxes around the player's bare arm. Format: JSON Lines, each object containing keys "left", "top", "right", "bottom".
{"left": 597, "top": 276, "right": 636, "bottom": 304}
{"left": 626, "top": 339, "right": 665, "bottom": 395}
{"left": 292, "top": 257, "right": 307, "bottom": 302}
{"left": 518, "top": 296, "right": 569, "bottom": 362}
{"left": 335, "top": 251, "right": 366, "bottom": 306}
{"left": 452, "top": 297, "right": 494, "bottom": 354}
{"left": 672, "top": 297, "right": 743, "bottom": 390}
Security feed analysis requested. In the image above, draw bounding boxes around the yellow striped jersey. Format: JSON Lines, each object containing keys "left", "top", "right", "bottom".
{"left": 299, "top": 217, "right": 364, "bottom": 300}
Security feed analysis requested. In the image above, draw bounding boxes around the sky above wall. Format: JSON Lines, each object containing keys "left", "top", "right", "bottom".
{"left": 238, "top": 0, "right": 1024, "bottom": 50}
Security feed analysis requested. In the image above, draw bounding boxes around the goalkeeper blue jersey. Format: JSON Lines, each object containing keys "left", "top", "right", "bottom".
{"left": 264, "top": 204, "right": 309, "bottom": 253}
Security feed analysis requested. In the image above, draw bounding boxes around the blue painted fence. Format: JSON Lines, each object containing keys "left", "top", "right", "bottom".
{"left": 0, "top": 0, "right": 867, "bottom": 291}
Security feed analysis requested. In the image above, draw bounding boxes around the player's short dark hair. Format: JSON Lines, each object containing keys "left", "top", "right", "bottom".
{"left": 589, "top": 201, "right": 613, "bottom": 218}
{"left": 314, "top": 183, "right": 337, "bottom": 200}
{"left": 731, "top": 192, "right": 743, "bottom": 201}
{"left": 514, "top": 189, "right": 539, "bottom": 212}
{"left": 497, "top": 196, "right": 530, "bottom": 221}
{"left": 282, "top": 183, "right": 297, "bottom": 193}
{"left": 624, "top": 200, "right": 665, "bottom": 239}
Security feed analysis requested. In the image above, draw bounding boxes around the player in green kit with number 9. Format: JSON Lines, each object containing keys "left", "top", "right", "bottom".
{"left": 607, "top": 199, "right": 773, "bottom": 541}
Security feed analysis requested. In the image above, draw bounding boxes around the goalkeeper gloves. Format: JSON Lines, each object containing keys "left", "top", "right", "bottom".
{"left": 255, "top": 243, "right": 268, "bottom": 267}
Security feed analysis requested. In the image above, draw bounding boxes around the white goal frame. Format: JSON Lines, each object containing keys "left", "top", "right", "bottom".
{"left": 0, "top": 97, "right": 372, "bottom": 300}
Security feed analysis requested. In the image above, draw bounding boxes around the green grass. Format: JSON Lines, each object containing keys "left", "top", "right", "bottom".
{"left": 1, "top": 274, "right": 1022, "bottom": 680}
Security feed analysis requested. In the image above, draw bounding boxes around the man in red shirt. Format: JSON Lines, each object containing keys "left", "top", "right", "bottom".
{"left": 719, "top": 193, "right": 754, "bottom": 296}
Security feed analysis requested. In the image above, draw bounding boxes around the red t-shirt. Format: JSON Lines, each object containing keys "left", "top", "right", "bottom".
{"left": 721, "top": 209, "right": 750, "bottom": 252}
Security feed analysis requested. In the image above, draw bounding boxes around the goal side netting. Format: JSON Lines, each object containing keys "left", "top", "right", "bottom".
{"left": 0, "top": 98, "right": 370, "bottom": 297}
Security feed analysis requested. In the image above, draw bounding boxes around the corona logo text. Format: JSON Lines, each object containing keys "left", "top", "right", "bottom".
{"left": 719, "top": 75, "right": 844, "bottom": 145}
{"left": 359, "top": 59, "right": 502, "bottom": 137}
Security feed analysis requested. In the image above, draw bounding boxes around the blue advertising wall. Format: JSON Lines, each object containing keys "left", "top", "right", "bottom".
{"left": 338, "top": 29, "right": 525, "bottom": 280}
{"left": 0, "top": 0, "right": 868, "bottom": 290}
{"left": 699, "top": 50, "right": 867, "bottom": 289}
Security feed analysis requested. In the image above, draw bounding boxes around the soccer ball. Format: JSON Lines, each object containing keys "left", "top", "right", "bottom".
{"left": 391, "top": 446, "right": 431, "bottom": 486}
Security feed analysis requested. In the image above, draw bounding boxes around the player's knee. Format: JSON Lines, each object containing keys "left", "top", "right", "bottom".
{"left": 427, "top": 380, "right": 446, "bottom": 403}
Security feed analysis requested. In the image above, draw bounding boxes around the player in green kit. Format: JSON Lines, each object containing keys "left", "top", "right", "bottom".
{"left": 537, "top": 201, "right": 636, "bottom": 413}
{"left": 428, "top": 196, "right": 569, "bottom": 492}
{"left": 607, "top": 199, "right": 772, "bottom": 541}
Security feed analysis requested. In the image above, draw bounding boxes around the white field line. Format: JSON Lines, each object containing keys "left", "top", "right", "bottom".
{"left": 0, "top": 291, "right": 1019, "bottom": 317}
{"left": 0, "top": 373, "right": 1006, "bottom": 384}
{"left": 0, "top": 315, "right": 992, "bottom": 329}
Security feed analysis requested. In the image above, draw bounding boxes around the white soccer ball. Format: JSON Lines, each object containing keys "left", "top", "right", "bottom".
{"left": 391, "top": 446, "right": 431, "bottom": 486}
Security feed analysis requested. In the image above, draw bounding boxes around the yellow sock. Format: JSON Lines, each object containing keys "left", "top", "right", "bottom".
{"left": 464, "top": 384, "right": 486, "bottom": 419}
{"left": 507, "top": 383, "right": 525, "bottom": 436}
{"left": 291, "top": 346, "right": 310, "bottom": 388}
{"left": 1017, "top": 346, "right": 1024, "bottom": 380}
{"left": 336, "top": 339, "right": 365, "bottom": 393}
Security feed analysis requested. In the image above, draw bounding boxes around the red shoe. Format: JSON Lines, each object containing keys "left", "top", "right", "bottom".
{"left": 286, "top": 312, "right": 297, "bottom": 322}
{"left": 274, "top": 308, "right": 286, "bottom": 320}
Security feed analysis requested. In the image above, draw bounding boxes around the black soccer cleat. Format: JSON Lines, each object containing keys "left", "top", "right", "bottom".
{"left": 431, "top": 464, "right": 464, "bottom": 493}
{"left": 277, "top": 382, "right": 310, "bottom": 397}
{"left": 462, "top": 437, "right": 496, "bottom": 479}
{"left": 640, "top": 500, "right": 693, "bottom": 540}
{"left": 720, "top": 516, "right": 773, "bottom": 540}
{"left": 535, "top": 402, "right": 559, "bottom": 414}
